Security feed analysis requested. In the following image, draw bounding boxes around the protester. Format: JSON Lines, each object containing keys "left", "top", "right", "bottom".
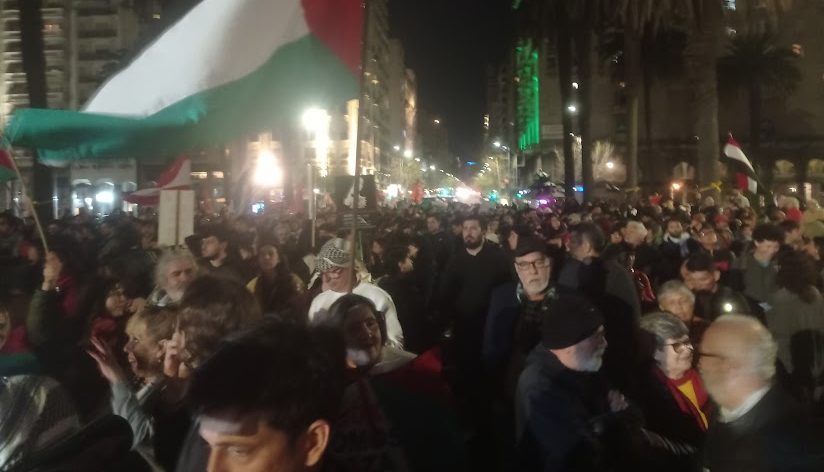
{"left": 322, "top": 294, "right": 465, "bottom": 470}
{"left": 699, "top": 315, "right": 824, "bottom": 470}
{"left": 635, "top": 312, "right": 710, "bottom": 471}
{"left": 378, "top": 245, "right": 429, "bottom": 353}
{"left": 247, "top": 240, "right": 307, "bottom": 321}
{"left": 188, "top": 319, "right": 347, "bottom": 472}
{"left": 198, "top": 224, "right": 244, "bottom": 281}
{"left": 765, "top": 250, "right": 824, "bottom": 404}
{"left": 485, "top": 236, "right": 556, "bottom": 397}
{"left": 658, "top": 280, "right": 711, "bottom": 345}
{"left": 730, "top": 223, "right": 782, "bottom": 305}
{"left": 683, "top": 252, "right": 754, "bottom": 321}
{"left": 308, "top": 238, "right": 404, "bottom": 348}
{"left": 515, "top": 295, "right": 633, "bottom": 471}
{"left": 88, "top": 306, "right": 188, "bottom": 470}
{"left": 146, "top": 248, "right": 198, "bottom": 307}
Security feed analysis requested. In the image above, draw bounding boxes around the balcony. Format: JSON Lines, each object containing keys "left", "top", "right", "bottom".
{"left": 78, "top": 50, "right": 118, "bottom": 61}
{"left": 77, "top": 29, "right": 117, "bottom": 39}
{"left": 76, "top": 7, "right": 117, "bottom": 17}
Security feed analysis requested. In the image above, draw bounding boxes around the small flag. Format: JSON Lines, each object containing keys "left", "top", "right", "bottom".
{"left": 124, "top": 156, "right": 191, "bottom": 205}
{"left": 0, "top": 149, "right": 17, "bottom": 182}
{"left": 723, "top": 134, "right": 767, "bottom": 195}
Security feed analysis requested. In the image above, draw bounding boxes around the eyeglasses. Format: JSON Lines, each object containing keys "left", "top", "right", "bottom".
{"left": 665, "top": 341, "right": 694, "bottom": 354}
{"left": 515, "top": 259, "right": 550, "bottom": 271}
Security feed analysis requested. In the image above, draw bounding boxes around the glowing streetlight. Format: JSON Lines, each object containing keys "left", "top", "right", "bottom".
{"left": 493, "top": 141, "right": 501, "bottom": 148}
{"left": 302, "top": 108, "right": 326, "bottom": 131}
{"left": 567, "top": 104, "right": 577, "bottom": 113}
{"left": 671, "top": 182, "right": 682, "bottom": 191}
{"left": 433, "top": 119, "right": 440, "bottom": 125}
{"left": 254, "top": 150, "right": 283, "bottom": 187}
{"left": 572, "top": 82, "right": 579, "bottom": 89}
{"left": 403, "top": 149, "right": 413, "bottom": 158}
{"left": 606, "top": 161, "right": 615, "bottom": 170}
{"left": 393, "top": 144, "right": 401, "bottom": 151}
{"left": 429, "top": 165, "right": 436, "bottom": 171}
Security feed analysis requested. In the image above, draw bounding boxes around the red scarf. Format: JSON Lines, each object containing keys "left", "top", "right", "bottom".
{"left": 654, "top": 367, "right": 711, "bottom": 431}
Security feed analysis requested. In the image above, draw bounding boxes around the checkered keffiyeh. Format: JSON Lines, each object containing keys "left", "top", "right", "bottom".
{"left": 316, "top": 238, "right": 352, "bottom": 273}
{"left": 0, "top": 376, "right": 80, "bottom": 470}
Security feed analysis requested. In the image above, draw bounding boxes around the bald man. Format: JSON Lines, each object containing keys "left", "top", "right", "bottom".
{"left": 699, "top": 315, "right": 824, "bottom": 471}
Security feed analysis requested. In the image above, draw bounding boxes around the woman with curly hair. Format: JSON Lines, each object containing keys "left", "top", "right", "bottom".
{"left": 766, "top": 250, "right": 824, "bottom": 405}
{"left": 246, "top": 240, "right": 307, "bottom": 322}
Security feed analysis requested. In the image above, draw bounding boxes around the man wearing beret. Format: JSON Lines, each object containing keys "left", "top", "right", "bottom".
{"left": 515, "top": 295, "right": 632, "bottom": 471}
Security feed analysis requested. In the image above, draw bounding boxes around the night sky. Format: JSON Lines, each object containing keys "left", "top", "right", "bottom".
{"left": 388, "top": 0, "right": 514, "bottom": 161}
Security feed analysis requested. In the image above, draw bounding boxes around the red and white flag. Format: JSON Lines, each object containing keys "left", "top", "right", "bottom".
{"left": 125, "top": 155, "right": 191, "bottom": 205}
{"left": 723, "top": 134, "right": 765, "bottom": 195}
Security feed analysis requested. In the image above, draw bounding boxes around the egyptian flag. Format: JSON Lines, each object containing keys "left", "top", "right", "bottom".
{"left": 723, "top": 134, "right": 766, "bottom": 195}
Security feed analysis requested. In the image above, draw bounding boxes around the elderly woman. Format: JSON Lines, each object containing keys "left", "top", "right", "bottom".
{"left": 657, "top": 280, "right": 710, "bottom": 345}
{"left": 633, "top": 312, "right": 711, "bottom": 471}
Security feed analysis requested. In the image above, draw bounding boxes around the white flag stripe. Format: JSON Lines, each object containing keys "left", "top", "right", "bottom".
{"left": 748, "top": 176, "right": 758, "bottom": 194}
{"left": 723, "top": 143, "right": 755, "bottom": 173}
{"left": 84, "top": 0, "right": 309, "bottom": 117}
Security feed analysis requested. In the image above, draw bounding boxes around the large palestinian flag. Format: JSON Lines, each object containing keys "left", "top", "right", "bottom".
{"left": 2, "top": 0, "right": 362, "bottom": 163}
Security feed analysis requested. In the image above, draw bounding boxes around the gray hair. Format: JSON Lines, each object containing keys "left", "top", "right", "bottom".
{"left": 658, "top": 280, "right": 696, "bottom": 305}
{"left": 640, "top": 311, "right": 689, "bottom": 350}
{"left": 714, "top": 314, "right": 777, "bottom": 382}
{"left": 154, "top": 248, "right": 198, "bottom": 287}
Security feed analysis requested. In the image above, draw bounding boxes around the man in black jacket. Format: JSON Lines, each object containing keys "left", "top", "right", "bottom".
{"left": 515, "top": 295, "right": 634, "bottom": 471}
{"left": 559, "top": 223, "right": 641, "bottom": 393}
{"left": 699, "top": 315, "right": 824, "bottom": 471}
{"left": 439, "top": 215, "right": 513, "bottom": 381}
{"left": 378, "top": 245, "right": 429, "bottom": 353}
{"left": 682, "top": 253, "right": 760, "bottom": 322}
{"left": 484, "top": 236, "right": 557, "bottom": 398}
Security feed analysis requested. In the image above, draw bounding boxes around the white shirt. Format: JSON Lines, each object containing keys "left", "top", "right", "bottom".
{"left": 309, "top": 282, "right": 404, "bottom": 349}
{"left": 719, "top": 386, "right": 770, "bottom": 423}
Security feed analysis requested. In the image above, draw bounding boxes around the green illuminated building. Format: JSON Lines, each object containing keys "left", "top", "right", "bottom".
{"left": 515, "top": 39, "right": 540, "bottom": 152}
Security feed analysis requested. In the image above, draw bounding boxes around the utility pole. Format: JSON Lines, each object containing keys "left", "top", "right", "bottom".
{"left": 19, "top": 0, "right": 53, "bottom": 223}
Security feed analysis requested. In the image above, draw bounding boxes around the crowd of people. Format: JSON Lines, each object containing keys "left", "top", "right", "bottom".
{"left": 1, "top": 191, "right": 824, "bottom": 471}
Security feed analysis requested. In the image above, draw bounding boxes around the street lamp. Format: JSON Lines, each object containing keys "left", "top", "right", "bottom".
{"left": 253, "top": 150, "right": 283, "bottom": 187}
{"left": 403, "top": 149, "right": 413, "bottom": 158}
{"left": 493, "top": 141, "right": 501, "bottom": 148}
{"left": 567, "top": 104, "right": 577, "bottom": 113}
{"left": 429, "top": 165, "right": 436, "bottom": 171}
{"left": 393, "top": 144, "right": 401, "bottom": 151}
{"left": 606, "top": 161, "right": 615, "bottom": 170}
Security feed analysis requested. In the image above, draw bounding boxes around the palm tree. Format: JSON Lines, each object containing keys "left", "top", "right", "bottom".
{"left": 598, "top": 25, "right": 687, "bottom": 185}
{"left": 614, "top": 0, "right": 697, "bottom": 191}
{"left": 684, "top": 0, "right": 725, "bottom": 188}
{"left": 717, "top": 31, "right": 801, "bottom": 173}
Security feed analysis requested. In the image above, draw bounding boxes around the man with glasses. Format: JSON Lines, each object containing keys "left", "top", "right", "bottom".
{"left": 699, "top": 315, "right": 824, "bottom": 471}
{"left": 484, "top": 236, "right": 557, "bottom": 397}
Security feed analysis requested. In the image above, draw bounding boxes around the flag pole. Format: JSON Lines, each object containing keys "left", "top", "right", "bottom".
{"left": 348, "top": 0, "right": 370, "bottom": 293}
{"left": 2, "top": 147, "right": 49, "bottom": 254}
